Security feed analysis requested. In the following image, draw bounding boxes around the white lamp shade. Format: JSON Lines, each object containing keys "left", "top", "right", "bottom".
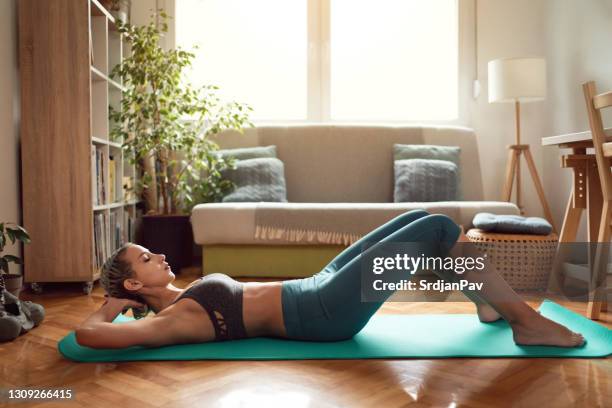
{"left": 488, "top": 57, "right": 546, "bottom": 103}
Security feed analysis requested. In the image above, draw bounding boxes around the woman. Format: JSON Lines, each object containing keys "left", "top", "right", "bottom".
{"left": 75, "top": 210, "right": 584, "bottom": 349}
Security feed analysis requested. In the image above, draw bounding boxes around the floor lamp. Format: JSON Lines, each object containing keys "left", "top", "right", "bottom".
{"left": 488, "top": 57, "right": 557, "bottom": 232}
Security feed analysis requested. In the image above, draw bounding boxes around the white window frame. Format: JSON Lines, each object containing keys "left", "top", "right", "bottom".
{"left": 168, "top": 0, "right": 475, "bottom": 126}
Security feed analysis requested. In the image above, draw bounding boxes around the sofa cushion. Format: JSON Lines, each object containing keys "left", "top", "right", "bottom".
{"left": 394, "top": 144, "right": 462, "bottom": 199}
{"left": 394, "top": 159, "right": 459, "bottom": 202}
{"left": 217, "top": 145, "right": 277, "bottom": 160}
{"left": 191, "top": 202, "right": 521, "bottom": 245}
{"left": 222, "top": 158, "right": 288, "bottom": 202}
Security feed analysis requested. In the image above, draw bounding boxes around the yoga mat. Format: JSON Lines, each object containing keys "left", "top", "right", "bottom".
{"left": 58, "top": 300, "right": 611, "bottom": 362}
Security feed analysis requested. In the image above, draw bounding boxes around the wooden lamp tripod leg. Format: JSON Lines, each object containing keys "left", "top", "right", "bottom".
{"left": 502, "top": 148, "right": 519, "bottom": 202}
{"left": 502, "top": 101, "right": 557, "bottom": 231}
{"left": 516, "top": 150, "right": 522, "bottom": 213}
{"left": 524, "top": 147, "right": 558, "bottom": 233}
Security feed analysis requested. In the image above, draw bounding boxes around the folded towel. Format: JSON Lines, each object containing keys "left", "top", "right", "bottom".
{"left": 472, "top": 213, "right": 553, "bottom": 235}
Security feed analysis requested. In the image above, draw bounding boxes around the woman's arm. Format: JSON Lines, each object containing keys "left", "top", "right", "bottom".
{"left": 75, "top": 297, "right": 166, "bottom": 349}
{"left": 75, "top": 315, "right": 180, "bottom": 349}
{"left": 78, "top": 295, "right": 139, "bottom": 327}
{"left": 75, "top": 297, "right": 207, "bottom": 349}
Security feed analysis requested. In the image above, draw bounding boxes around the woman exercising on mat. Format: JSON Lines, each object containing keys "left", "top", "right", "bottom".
{"left": 75, "top": 210, "right": 584, "bottom": 349}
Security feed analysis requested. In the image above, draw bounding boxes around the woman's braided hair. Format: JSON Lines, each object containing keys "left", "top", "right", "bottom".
{"left": 100, "top": 243, "right": 150, "bottom": 319}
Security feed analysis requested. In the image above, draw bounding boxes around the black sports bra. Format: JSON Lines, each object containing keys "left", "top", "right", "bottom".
{"left": 172, "top": 273, "right": 248, "bottom": 341}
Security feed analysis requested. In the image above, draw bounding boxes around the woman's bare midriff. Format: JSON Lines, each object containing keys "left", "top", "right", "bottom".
{"left": 158, "top": 280, "right": 287, "bottom": 341}
{"left": 242, "top": 281, "right": 286, "bottom": 337}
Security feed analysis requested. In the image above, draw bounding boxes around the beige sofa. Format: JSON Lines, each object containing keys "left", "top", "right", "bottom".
{"left": 191, "top": 125, "right": 519, "bottom": 277}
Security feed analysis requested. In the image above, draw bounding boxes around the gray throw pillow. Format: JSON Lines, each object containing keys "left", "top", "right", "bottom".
{"left": 394, "top": 144, "right": 462, "bottom": 199}
{"left": 222, "top": 158, "right": 288, "bottom": 202}
{"left": 394, "top": 159, "right": 459, "bottom": 202}
{"left": 217, "top": 145, "right": 277, "bottom": 161}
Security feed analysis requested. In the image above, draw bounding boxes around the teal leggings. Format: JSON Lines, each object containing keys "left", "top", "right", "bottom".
{"left": 281, "top": 210, "right": 462, "bottom": 341}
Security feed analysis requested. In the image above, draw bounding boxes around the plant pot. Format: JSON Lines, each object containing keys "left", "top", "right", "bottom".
{"left": 3, "top": 274, "right": 23, "bottom": 298}
{"left": 139, "top": 215, "right": 194, "bottom": 273}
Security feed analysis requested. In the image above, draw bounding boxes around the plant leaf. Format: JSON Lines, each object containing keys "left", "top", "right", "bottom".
{"left": 6, "top": 229, "right": 15, "bottom": 245}
{"left": 0, "top": 258, "right": 9, "bottom": 274}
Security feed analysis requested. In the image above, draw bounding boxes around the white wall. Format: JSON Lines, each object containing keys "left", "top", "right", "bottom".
{"left": 542, "top": 0, "right": 612, "bottom": 240}
{"left": 472, "top": 0, "right": 548, "bottom": 220}
{"left": 0, "top": 0, "right": 21, "bottom": 274}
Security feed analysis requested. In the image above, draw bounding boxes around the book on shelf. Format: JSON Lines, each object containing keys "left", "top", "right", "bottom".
{"left": 101, "top": 151, "right": 107, "bottom": 204}
{"left": 109, "top": 154, "right": 116, "bottom": 202}
{"left": 93, "top": 210, "right": 127, "bottom": 270}
{"left": 94, "top": 149, "right": 108, "bottom": 205}
{"left": 93, "top": 213, "right": 105, "bottom": 270}
{"left": 96, "top": 150, "right": 101, "bottom": 205}
{"left": 109, "top": 211, "right": 117, "bottom": 250}
{"left": 95, "top": 149, "right": 102, "bottom": 205}
{"left": 91, "top": 145, "right": 97, "bottom": 205}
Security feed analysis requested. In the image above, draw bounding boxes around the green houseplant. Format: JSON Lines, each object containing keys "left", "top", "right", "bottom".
{"left": 109, "top": 12, "right": 252, "bottom": 270}
{"left": 110, "top": 12, "right": 252, "bottom": 216}
{"left": 0, "top": 223, "right": 31, "bottom": 302}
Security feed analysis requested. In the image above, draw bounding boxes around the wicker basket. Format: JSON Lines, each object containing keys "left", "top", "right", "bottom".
{"left": 465, "top": 229, "right": 558, "bottom": 291}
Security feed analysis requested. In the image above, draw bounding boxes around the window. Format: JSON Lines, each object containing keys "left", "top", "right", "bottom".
{"left": 176, "top": 0, "right": 461, "bottom": 123}
{"left": 176, "top": 0, "right": 308, "bottom": 121}
{"left": 330, "top": 0, "right": 458, "bottom": 121}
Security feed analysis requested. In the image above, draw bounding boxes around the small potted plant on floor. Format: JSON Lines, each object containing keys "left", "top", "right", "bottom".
{"left": 109, "top": 11, "right": 252, "bottom": 271}
{"left": 0, "top": 223, "right": 31, "bottom": 300}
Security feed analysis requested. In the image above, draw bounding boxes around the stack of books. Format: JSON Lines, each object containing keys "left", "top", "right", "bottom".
{"left": 93, "top": 211, "right": 126, "bottom": 270}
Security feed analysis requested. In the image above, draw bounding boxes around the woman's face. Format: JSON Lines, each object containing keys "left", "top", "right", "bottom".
{"left": 122, "top": 244, "right": 175, "bottom": 293}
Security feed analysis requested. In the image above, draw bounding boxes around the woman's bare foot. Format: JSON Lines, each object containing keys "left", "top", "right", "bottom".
{"left": 476, "top": 303, "right": 502, "bottom": 323}
{"left": 511, "top": 312, "right": 585, "bottom": 347}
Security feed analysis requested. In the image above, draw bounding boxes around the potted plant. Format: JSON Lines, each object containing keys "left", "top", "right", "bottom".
{"left": 109, "top": 12, "right": 252, "bottom": 270}
{"left": 0, "top": 223, "right": 31, "bottom": 301}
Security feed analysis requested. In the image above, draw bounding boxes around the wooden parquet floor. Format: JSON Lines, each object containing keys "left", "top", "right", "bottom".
{"left": 0, "top": 267, "right": 610, "bottom": 408}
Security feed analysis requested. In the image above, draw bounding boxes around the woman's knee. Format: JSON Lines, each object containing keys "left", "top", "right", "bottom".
{"left": 425, "top": 214, "right": 462, "bottom": 244}
{"left": 397, "top": 209, "right": 430, "bottom": 224}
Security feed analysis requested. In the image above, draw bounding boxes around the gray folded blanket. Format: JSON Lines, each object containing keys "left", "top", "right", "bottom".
{"left": 472, "top": 212, "right": 553, "bottom": 235}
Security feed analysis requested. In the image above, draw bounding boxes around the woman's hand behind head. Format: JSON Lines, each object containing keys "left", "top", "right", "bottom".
{"left": 103, "top": 294, "right": 145, "bottom": 312}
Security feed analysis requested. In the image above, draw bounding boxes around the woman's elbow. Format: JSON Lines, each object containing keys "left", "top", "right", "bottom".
{"left": 75, "top": 326, "right": 103, "bottom": 348}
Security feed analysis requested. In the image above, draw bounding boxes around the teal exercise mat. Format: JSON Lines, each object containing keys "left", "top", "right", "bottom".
{"left": 58, "top": 300, "right": 611, "bottom": 362}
